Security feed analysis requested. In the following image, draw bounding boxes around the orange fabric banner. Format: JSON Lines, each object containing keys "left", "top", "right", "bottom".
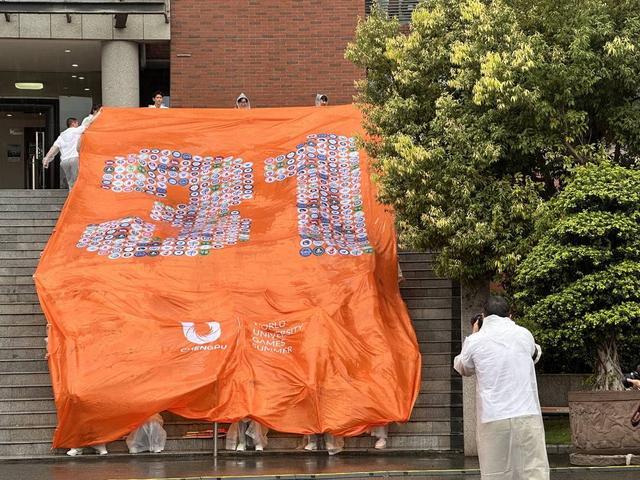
{"left": 35, "top": 105, "right": 421, "bottom": 448}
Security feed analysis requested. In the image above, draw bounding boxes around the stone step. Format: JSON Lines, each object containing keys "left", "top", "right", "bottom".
{"left": 0, "top": 421, "right": 219, "bottom": 442}
{"left": 421, "top": 366, "right": 456, "bottom": 380}
{"left": 0, "top": 293, "right": 39, "bottom": 303}
{"left": 0, "top": 190, "right": 68, "bottom": 198}
{"left": 413, "top": 319, "right": 456, "bottom": 331}
{"left": 0, "top": 437, "right": 215, "bottom": 457}
{"left": 0, "top": 372, "right": 50, "bottom": 385}
{"left": 404, "top": 298, "right": 453, "bottom": 309}
{"left": 0, "top": 304, "right": 42, "bottom": 315}
{"left": 0, "top": 276, "right": 37, "bottom": 286}
{"left": 409, "top": 309, "right": 455, "bottom": 321}
{"left": 0, "top": 313, "right": 44, "bottom": 324}
{"left": 415, "top": 330, "right": 454, "bottom": 342}
{"left": 0, "top": 385, "right": 53, "bottom": 399}
{"left": 398, "top": 252, "right": 436, "bottom": 262}
{"left": 400, "top": 261, "right": 437, "bottom": 271}
{"left": 400, "top": 278, "right": 454, "bottom": 288}
{"left": 0, "top": 220, "right": 57, "bottom": 227}
{"left": 401, "top": 270, "right": 442, "bottom": 280}
{"left": 0, "top": 226, "right": 55, "bottom": 235}
{"left": 420, "top": 341, "right": 460, "bottom": 353}
{"left": 400, "top": 287, "right": 456, "bottom": 298}
{"left": 419, "top": 341, "right": 457, "bottom": 354}
{"left": 0, "top": 234, "right": 52, "bottom": 243}
{"left": 0, "top": 398, "right": 54, "bottom": 413}
{"left": 0, "top": 347, "right": 46, "bottom": 360}
{"left": 0, "top": 196, "right": 65, "bottom": 205}
{"left": 0, "top": 267, "right": 38, "bottom": 276}
{"left": 0, "top": 212, "right": 60, "bottom": 220}
{"left": 0, "top": 250, "right": 43, "bottom": 259}
{"left": 0, "top": 336, "right": 47, "bottom": 348}
{"left": 0, "top": 285, "right": 36, "bottom": 294}
{"left": 0, "top": 204, "right": 62, "bottom": 212}
{"left": 0, "top": 359, "right": 48, "bottom": 372}
{"left": 0, "top": 432, "right": 456, "bottom": 458}
{"left": 0, "top": 258, "right": 39, "bottom": 268}
{"left": 422, "top": 353, "right": 454, "bottom": 365}
{"left": 0, "top": 242, "right": 47, "bottom": 251}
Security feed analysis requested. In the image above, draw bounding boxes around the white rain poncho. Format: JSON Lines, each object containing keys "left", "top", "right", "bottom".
{"left": 126, "top": 414, "right": 167, "bottom": 454}
{"left": 236, "top": 93, "right": 251, "bottom": 109}
{"left": 315, "top": 93, "right": 328, "bottom": 106}
{"left": 303, "top": 433, "right": 344, "bottom": 455}
{"left": 225, "top": 419, "right": 269, "bottom": 450}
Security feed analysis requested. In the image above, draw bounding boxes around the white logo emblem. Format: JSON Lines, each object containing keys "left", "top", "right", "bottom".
{"left": 181, "top": 322, "right": 222, "bottom": 344}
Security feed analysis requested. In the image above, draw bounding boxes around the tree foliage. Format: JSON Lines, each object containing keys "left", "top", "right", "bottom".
{"left": 514, "top": 162, "right": 640, "bottom": 389}
{"left": 346, "top": 0, "right": 640, "bottom": 282}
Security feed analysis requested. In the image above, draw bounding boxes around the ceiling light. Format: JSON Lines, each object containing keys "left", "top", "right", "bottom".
{"left": 78, "top": 76, "right": 85, "bottom": 80}
{"left": 65, "top": 49, "right": 71, "bottom": 53}
{"left": 72, "top": 64, "right": 78, "bottom": 67}
{"left": 15, "top": 82, "right": 44, "bottom": 90}
{"left": 6, "top": 113, "right": 13, "bottom": 117}
{"left": 84, "top": 88, "right": 90, "bottom": 91}
{"left": 71, "top": 75, "right": 77, "bottom": 78}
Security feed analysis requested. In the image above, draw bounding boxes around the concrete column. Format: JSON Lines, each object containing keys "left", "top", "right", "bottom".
{"left": 101, "top": 41, "right": 140, "bottom": 107}
{"left": 460, "top": 278, "right": 490, "bottom": 456}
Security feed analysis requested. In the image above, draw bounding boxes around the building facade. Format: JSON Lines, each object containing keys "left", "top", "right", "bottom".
{"left": 0, "top": 0, "right": 371, "bottom": 187}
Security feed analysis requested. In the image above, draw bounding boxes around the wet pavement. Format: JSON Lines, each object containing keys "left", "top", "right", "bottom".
{"left": 1, "top": 453, "right": 639, "bottom": 479}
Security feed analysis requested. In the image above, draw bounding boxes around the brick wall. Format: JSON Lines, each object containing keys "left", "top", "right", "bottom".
{"left": 170, "top": 1, "right": 363, "bottom": 108}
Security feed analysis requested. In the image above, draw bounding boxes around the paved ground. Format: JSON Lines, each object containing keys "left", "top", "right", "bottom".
{"left": 2, "top": 453, "right": 640, "bottom": 480}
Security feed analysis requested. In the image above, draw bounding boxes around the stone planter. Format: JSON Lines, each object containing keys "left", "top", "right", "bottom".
{"left": 569, "top": 390, "right": 640, "bottom": 456}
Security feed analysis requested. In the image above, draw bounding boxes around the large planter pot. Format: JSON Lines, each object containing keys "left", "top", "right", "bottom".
{"left": 569, "top": 390, "right": 640, "bottom": 454}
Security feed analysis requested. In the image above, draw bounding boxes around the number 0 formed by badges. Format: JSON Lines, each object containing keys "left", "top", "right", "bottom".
{"left": 76, "top": 135, "right": 372, "bottom": 260}
{"left": 263, "top": 134, "right": 372, "bottom": 257}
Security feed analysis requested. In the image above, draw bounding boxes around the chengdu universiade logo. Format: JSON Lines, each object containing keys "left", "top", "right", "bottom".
{"left": 181, "top": 321, "right": 222, "bottom": 344}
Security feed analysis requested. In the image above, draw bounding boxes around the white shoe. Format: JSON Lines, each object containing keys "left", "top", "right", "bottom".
{"left": 374, "top": 438, "right": 387, "bottom": 449}
{"left": 304, "top": 441, "right": 318, "bottom": 451}
{"left": 66, "top": 448, "right": 83, "bottom": 456}
{"left": 151, "top": 448, "right": 163, "bottom": 453}
{"left": 93, "top": 444, "right": 108, "bottom": 455}
{"left": 236, "top": 443, "right": 246, "bottom": 451}
{"left": 255, "top": 444, "right": 264, "bottom": 452}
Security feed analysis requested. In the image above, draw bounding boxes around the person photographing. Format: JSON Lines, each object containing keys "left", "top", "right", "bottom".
{"left": 454, "top": 296, "right": 549, "bottom": 480}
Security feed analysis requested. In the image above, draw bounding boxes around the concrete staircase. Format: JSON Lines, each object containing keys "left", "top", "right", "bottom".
{"left": 0, "top": 189, "right": 462, "bottom": 458}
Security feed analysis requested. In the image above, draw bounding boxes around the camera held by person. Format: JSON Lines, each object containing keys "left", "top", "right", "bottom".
{"left": 470, "top": 314, "right": 483, "bottom": 332}
{"left": 623, "top": 365, "right": 640, "bottom": 389}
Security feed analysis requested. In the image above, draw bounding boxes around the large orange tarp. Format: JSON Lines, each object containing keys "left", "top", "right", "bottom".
{"left": 35, "top": 105, "right": 421, "bottom": 448}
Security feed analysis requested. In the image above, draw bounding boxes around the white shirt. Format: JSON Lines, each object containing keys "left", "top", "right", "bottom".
{"left": 81, "top": 114, "right": 94, "bottom": 127}
{"left": 453, "top": 315, "right": 541, "bottom": 423}
{"left": 53, "top": 125, "right": 86, "bottom": 162}
{"left": 148, "top": 104, "right": 168, "bottom": 108}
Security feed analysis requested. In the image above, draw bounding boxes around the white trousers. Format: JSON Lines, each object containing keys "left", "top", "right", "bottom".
{"left": 477, "top": 415, "right": 550, "bottom": 480}
{"left": 60, "top": 156, "right": 79, "bottom": 188}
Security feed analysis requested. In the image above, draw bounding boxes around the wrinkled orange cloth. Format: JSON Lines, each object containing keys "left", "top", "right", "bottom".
{"left": 35, "top": 105, "right": 421, "bottom": 448}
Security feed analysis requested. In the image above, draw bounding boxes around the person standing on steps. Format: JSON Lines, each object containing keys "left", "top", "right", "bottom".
{"left": 43, "top": 112, "right": 99, "bottom": 189}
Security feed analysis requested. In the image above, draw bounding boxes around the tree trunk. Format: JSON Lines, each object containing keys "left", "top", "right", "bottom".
{"left": 594, "top": 334, "right": 625, "bottom": 391}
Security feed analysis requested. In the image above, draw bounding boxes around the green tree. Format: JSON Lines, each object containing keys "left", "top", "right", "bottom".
{"left": 346, "top": 0, "right": 640, "bottom": 283}
{"left": 514, "top": 162, "right": 640, "bottom": 390}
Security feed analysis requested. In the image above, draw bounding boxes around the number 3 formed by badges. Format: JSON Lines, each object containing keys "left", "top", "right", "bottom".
{"left": 76, "top": 134, "right": 372, "bottom": 260}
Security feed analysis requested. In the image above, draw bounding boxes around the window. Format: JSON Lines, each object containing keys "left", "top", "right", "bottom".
{"left": 364, "top": 0, "right": 420, "bottom": 24}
